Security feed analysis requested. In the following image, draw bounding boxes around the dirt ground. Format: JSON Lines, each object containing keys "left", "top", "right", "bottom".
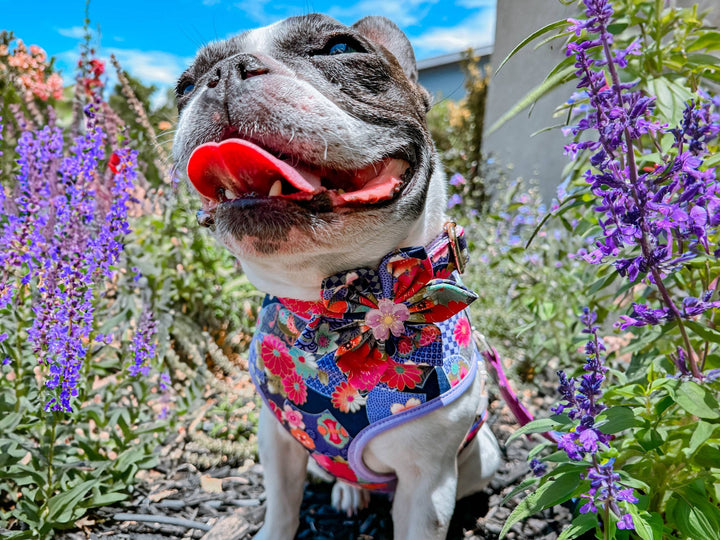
{"left": 58, "top": 368, "right": 578, "bottom": 540}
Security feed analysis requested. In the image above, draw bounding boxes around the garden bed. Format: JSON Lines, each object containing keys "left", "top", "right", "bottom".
{"left": 58, "top": 369, "right": 573, "bottom": 540}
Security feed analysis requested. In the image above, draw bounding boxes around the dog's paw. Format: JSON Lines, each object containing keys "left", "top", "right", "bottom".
{"left": 331, "top": 481, "right": 370, "bottom": 517}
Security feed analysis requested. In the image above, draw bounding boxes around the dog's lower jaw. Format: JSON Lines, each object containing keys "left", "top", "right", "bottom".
{"left": 229, "top": 161, "right": 448, "bottom": 301}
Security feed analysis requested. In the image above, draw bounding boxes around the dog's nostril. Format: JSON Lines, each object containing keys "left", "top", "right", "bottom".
{"left": 207, "top": 68, "right": 221, "bottom": 89}
{"left": 237, "top": 65, "right": 269, "bottom": 80}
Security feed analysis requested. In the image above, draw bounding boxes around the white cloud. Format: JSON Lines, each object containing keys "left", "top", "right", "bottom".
{"left": 57, "top": 26, "right": 89, "bottom": 39}
{"left": 327, "top": 0, "right": 438, "bottom": 27}
{"left": 233, "top": 0, "right": 274, "bottom": 25}
{"left": 106, "top": 48, "right": 192, "bottom": 87}
{"left": 410, "top": 7, "right": 495, "bottom": 57}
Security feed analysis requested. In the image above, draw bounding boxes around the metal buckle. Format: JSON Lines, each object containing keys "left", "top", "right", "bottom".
{"left": 444, "top": 221, "right": 465, "bottom": 274}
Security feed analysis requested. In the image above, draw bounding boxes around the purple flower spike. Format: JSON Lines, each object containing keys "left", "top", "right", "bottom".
{"left": 1, "top": 103, "right": 140, "bottom": 412}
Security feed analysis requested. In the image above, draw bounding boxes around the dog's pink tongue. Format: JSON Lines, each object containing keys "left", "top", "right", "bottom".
{"left": 187, "top": 139, "right": 319, "bottom": 199}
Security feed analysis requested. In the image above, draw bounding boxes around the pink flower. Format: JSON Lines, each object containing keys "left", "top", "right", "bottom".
{"left": 282, "top": 404, "right": 305, "bottom": 429}
{"left": 364, "top": 298, "right": 409, "bottom": 341}
{"left": 453, "top": 317, "right": 471, "bottom": 347}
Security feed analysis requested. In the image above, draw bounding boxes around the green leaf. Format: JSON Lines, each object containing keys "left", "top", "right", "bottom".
{"left": 595, "top": 407, "right": 637, "bottom": 434}
{"left": 557, "top": 512, "right": 598, "bottom": 540}
{"left": 487, "top": 65, "right": 576, "bottom": 135}
{"left": 506, "top": 416, "right": 566, "bottom": 443}
{"left": 499, "top": 476, "right": 541, "bottom": 506}
{"left": 495, "top": 19, "right": 569, "bottom": 75}
{"left": 629, "top": 508, "right": 663, "bottom": 540}
{"left": 500, "top": 472, "right": 581, "bottom": 538}
{"left": 637, "top": 428, "right": 665, "bottom": 452}
{"left": 687, "top": 31, "right": 720, "bottom": 52}
{"left": 675, "top": 380, "right": 720, "bottom": 420}
{"left": 86, "top": 490, "right": 129, "bottom": 508}
{"left": 686, "top": 421, "right": 716, "bottom": 456}
{"left": 670, "top": 490, "right": 720, "bottom": 540}
{"left": 693, "top": 444, "right": 720, "bottom": 469}
{"left": 684, "top": 320, "right": 720, "bottom": 344}
{"left": 47, "top": 479, "right": 96, "bottom": 523}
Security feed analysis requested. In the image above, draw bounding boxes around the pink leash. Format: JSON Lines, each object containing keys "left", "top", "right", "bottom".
{"left": 475, "top": 332, "right": 558, "bottom": 443}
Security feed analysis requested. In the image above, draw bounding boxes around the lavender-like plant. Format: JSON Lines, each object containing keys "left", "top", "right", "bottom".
{"left": 564, "top": 0, "right": 720, "bottom": 379}
{"left": 0, "top": 102, "right": 155, "bottom": 412}
{"left": 554, "top": 309, "right": 638, "bottom": 529}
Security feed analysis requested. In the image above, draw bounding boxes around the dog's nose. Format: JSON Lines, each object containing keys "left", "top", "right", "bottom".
{"left": 207, "top": 54, "right": 269, "bottom": 88}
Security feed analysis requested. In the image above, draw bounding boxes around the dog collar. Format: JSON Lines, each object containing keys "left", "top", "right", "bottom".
{"left": 278, "top": 222, "right": 470, "bottom": 321}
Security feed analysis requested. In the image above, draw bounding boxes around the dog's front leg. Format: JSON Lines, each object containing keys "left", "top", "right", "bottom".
{"left": 391, "top": 454, "right": 459, "bottom": 540}
{"left": 254, "top": 404, "right": 308, "bottom": 540}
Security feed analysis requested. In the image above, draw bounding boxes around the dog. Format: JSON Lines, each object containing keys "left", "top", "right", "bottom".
{"left": 173, "top": 14, "right": 502, "bottom": 539}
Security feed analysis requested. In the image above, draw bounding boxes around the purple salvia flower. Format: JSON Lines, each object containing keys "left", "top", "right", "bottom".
{"left": 447, "top": 193, "right": 463, "bottom": 208}
{"left": 563, "top": 0, "right": 720, "bottom": 383}
{"left": 553, "top": 309, "right": 610, "bottom": 461}
{"left": 128, "top": 309, "right": 158, "bottom": 378}
{"left": 449, "top": 173, "right": 466, "bottom": 186}
{"left": 529, "top": 458, "right": 548, "bottom": 477}
{"left": 1, "top": 102, "right": 139, "bottom": 412}
{"left": 579, "top": 459, "right": 638, "bottom": 530}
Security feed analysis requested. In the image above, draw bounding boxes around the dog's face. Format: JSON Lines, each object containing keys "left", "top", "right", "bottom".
{"left": 173, "top": 14, "right": 443, "bottom": 289}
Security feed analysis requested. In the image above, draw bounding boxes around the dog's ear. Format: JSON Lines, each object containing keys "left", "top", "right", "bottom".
{"left": 353, "top": 16, "right": 431, "bottom": 111}
{"left": 353, "top": 16, "right": 419, "bottom": 83}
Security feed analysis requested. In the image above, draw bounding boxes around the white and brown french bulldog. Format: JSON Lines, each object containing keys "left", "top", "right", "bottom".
{"left": 173, "top": 14, "right": 501, "bottom": 539}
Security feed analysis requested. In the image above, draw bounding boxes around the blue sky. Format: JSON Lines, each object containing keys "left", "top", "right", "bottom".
{"left": 2, "top": 0, "right": 495, "bottom": 100}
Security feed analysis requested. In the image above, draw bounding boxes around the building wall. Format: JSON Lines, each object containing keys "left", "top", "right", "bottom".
{"left": 483, "top": 0, "right": 719, "bottom": 202}
{"left": 418, "top": 54, "right": 491, "bottom": 102}
{"left": 483, "top": 0, "right": 577, "bottom": 202}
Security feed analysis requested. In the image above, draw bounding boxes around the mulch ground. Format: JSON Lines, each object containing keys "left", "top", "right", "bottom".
{"left": 58, "top": 368, "right": 581, "bottom": 540}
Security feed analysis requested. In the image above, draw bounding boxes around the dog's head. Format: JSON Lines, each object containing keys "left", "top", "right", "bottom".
{"left": 173, "top": 14, "right": 446, "bottom": 297}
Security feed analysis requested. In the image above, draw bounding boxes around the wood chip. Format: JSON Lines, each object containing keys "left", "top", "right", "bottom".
{"left": 148, "top": 488, "right": 178, "bottom": 502}
{"left": 201, "top": 475, "right": 224, "bottom": 494}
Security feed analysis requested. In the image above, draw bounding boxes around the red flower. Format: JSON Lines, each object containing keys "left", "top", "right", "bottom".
{"left": 418, "top": 324, "right": 441, "bottom": 347}
{"left": 283, "top": 370, "right": 308, "bottom": 405}
{"left": 108, "top": 152, "right": 121, "bottom": 174}
{"left": 268, "top": 401, "right": 284, "bottom": 422}
{"left": 396, "top": 336, "right": 414, "bottom": 356}
{"left": 317, "top": 414, "right": 349, "bottom": 447}
{"left": 260, "top": 334, "right": 293, "bottom": 376}
{"left": 381, "top": 361, "right": 423, "bottom": 390}
{"left": 335, "top": 338, "right": 389, "bottom": 391}
{"left": 312, "top": 454, "right": 357, "bottom": 483}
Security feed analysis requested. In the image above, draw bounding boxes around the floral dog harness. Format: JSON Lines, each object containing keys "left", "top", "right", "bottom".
{"left": 248, "top": 225, "right": 486, "bottom": 492}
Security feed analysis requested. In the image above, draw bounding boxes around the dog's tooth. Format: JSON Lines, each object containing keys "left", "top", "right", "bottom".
{"left": 269, "top": 180, "right": 283, "bottom": 197}
{"left": 225, "top": 188, "right": 237, "bottom": 200}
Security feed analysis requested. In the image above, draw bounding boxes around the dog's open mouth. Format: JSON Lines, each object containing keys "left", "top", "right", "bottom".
{"left": 187, "top": 138, "right": 411, "bottom": 212}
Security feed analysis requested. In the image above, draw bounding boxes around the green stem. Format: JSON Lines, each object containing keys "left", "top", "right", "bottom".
{"left": 44, "top": 415, "right": 57, "bottom": 512}
{"left": 601, "top": 25, "right": 702, "bottom": 379}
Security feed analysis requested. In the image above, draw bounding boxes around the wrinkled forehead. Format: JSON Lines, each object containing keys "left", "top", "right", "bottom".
{"left": 187, "top": 14, "right": 351, "bottom": 74}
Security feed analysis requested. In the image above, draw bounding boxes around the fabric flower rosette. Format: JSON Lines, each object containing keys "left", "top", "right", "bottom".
{"left": 294, "top": 245, "right": 478, "bottom": 392}
{"left": 248, "top": 241, "right": 480, "bottom": 489}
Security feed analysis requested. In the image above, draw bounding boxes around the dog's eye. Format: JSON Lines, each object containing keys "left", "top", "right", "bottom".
{"left": 328, "top": 42, "right": 357, "bottom": 55}
{"left": 316, "top": 37, "right": 365, "bottom": 56}
{"left": 181, "top": 83, "right": 195, "bottom": 96}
